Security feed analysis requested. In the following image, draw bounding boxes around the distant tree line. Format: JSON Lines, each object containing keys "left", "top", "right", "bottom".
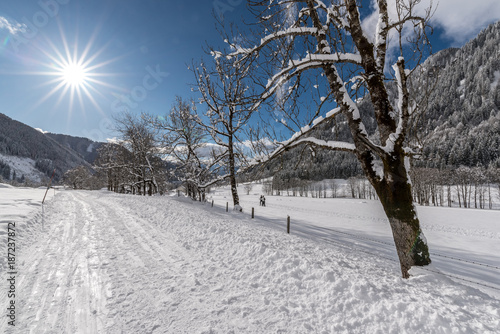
{"left": 255, "top": 165, "right": 500, "bottom": 211}
{"left": 267, "top": 172, "right": 377, "bottom": 200}
{"left": 410, "top": 166, "right": 500, "bottom": 209}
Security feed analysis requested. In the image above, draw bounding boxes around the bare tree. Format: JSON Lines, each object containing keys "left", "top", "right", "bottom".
{"left": 193, "top": 54, "right": 256, "bottom": 211}
{"left": 329, "top": 179, "right": 339, "bottom": 198}
{"left": 95, "top": 143, "right": 131, "bottom": 193}
{"left": 221, "top": 0, "right": 433, "bottom": 277}
{"left": 63, "top": 166, "right": 91, "bottom": 190}
{"left": 347, "top": 177, "right": 358, "bottom": 198}
{"left": 146, "top": 97, "right": 214, "bottom": 201}
{"left": 114, "top": 113, "right": 160, "bottom": 196}
{"left": 244, "top": 182, "right": 254, "bottom": 195}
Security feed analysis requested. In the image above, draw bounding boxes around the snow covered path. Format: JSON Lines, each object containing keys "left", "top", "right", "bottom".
{"left": 2, "top": 191, "right": 215, "bottom": 333}
{"left": 1, "top": 190, "right": 500, "bottom": 333}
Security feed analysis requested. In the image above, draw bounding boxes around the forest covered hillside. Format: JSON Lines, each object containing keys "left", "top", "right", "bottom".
{"left": 0, "top": 113, "right": 99, "bottom": 182}
{"left": 414, "top": 21, "right": 500, "bottom": 168}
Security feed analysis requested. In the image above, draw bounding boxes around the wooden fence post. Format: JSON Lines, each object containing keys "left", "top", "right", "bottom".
{"left": 226, "top": 202, "right": 228, "bottom": 212}
{"left": 287, "top": 216, "right": 290, "bottom": 234}
{"left": 42, "top": 169, "right": 56, "bottom": 204}
{"left": 212, "top": 200, "right": 214, "bottom": 207}
{"left": 252, "top": 207, "right": 254, "bottom": 219}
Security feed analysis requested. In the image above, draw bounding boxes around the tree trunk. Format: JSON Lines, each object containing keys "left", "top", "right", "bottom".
{"left": 373, "top": 160, "right": 431, "bottom": 278}
{"left": 228, "top": 137, "right": 241, "bottom": 210}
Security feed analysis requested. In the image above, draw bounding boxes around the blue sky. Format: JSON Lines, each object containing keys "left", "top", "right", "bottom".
{"left": 0, "top": 0, "right": 499, "bottom": 142}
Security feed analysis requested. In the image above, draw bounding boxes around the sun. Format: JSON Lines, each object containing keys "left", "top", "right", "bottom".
{"left": 27, "top": 27, "right": 121, "bottom": 117}
{"left": 60, "top": 62, "right": 88, "bottom": 88}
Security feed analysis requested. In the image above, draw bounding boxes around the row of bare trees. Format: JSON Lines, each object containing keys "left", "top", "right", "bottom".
{"left": 267, "top": 175, "right": 378, "bottom": 199}
{"left": 93, "top": 115, "right": 167, "bottom": 196}
{"left": 93, "top": 48, "right": 257, "bottom": 206}
{"left": 62, "top": 166, "right": 105, "bottom": 190}
{"left": 411, "top": 166, "right": 500, "bottom": 209}
{"left": 264, "top": 166, "right": 500, "bottom": 209}
{"left": 91, "top": 85, "right": 253, "bottom": 204}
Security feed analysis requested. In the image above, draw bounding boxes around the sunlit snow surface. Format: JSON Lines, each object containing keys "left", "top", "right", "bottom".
{"left": 0, "top": 183, "right": 499, "bottom": 333}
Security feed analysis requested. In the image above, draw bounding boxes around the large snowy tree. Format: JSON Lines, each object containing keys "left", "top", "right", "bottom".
{"left": 63, "top": 166, "right": 92, "bottom": 190}
{"left": 95, "top": 143, "right": 133, "bottom": 193}
{"left": 222, "top": 0, "right": 433, "bottom": 277}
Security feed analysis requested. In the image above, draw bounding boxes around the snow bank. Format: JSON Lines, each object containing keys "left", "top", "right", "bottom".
{"left": 0, "top": 183, "right": 55, "bottom": 271}
{"left": 112, "top": 193, "right": 500, "bottom": 333}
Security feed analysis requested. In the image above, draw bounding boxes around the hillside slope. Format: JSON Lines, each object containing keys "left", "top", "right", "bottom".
{"left": 413, "top": 21, "right": 500, "bottom": 167}
{"left": 0, "top": 113, "right": 99, "bottom": 182}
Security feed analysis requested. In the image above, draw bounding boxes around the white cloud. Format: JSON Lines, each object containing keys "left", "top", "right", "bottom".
{"left": 425, "top": 0, "right": 500, "bottom": 44}
{"left": 35, "top": 128, "right": 48, "bottom": 134}
{"left": 239, "top": 138, "right": 274, "bottom": 151}
{"left": 0, "top": 16, "right": 26, "bottom": 35}
{"left": 106, "top": 137, "right": 121, "bottom": 144}
{"left": 195, "top": 142, "right": 224, "bottom": 159}
{"left": 363, "top": 0, "right": 500, "bottom": 47}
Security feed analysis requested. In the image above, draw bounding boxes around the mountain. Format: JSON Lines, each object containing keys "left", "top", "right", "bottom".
{"left": 412, "top": 21, "right": 500, "bottom": 168}
{"left": 0, "top": 113, "right": 102, "bottom": 183}
{"left": 45, "top": 133, "right": 101, "bottom": 164}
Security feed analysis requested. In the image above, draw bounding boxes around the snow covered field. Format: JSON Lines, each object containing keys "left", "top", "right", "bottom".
{"left": 209, "top": 183, "right": 500, "bottom": 295}
{"left": 0, "top": 183, "right": 499, "bottom": 333}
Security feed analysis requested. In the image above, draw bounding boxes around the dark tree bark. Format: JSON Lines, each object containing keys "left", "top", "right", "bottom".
{"left": 228, "top": 135, "right": 241, "bottom": 209}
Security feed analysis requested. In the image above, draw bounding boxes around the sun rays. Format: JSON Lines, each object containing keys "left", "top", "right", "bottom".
{"left": 24, "top": 23, "right": 122, "bottom": 121}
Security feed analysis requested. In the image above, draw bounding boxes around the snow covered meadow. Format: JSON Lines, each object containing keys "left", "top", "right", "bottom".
{"left": 0, "top": 182, "right": 499, "bottom": 333}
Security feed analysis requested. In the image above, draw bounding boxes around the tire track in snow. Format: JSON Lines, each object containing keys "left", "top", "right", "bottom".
{"left": 92, "top": 194, "right": 258, "bottom": 333}
{"left": 87, "top": 194, "right": 197, "bottom": 333}
{"left": 2, "top": 192, "right": 110, "bottom": 333}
